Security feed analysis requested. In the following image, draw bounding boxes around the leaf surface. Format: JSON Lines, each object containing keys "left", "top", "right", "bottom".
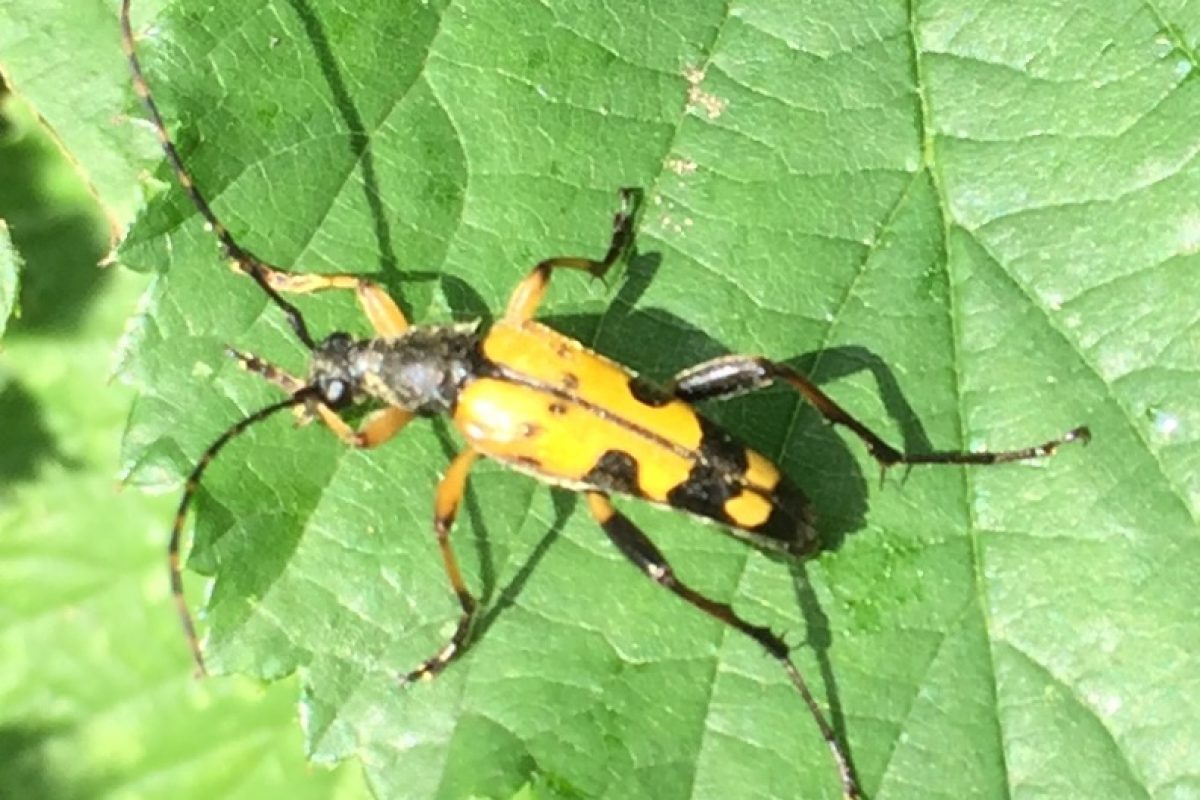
{"left": 119, "top": 1, "right": 1200, "bottom": 797}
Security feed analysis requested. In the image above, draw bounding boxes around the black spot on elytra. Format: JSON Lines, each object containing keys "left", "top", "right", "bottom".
{"left": 697, "top": 416, "right": 749, "bottom": 474}
{"left": 628, "top": 375, "right": 672, "bottom": 407}
{"left": 666, "top": 416, "right": 751, "bottom": 524}
{"left": 562, "top": 372, "right": 580, "bottom": 391}
{"left": 548, "top": 402, "right": 567, "bottom": 415}
{"left": 752, "top": 475, "right": 817, "bottom": 557}
{"left": 583, "top": 450, "right": 641, "bottom": 496}
{"left": 666, "top": 462, "right": 736, "bottom": 521}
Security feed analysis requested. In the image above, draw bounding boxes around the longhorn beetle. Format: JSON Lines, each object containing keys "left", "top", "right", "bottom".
{"left": 122, "top": 3, "right": 1089, "bottom": 798}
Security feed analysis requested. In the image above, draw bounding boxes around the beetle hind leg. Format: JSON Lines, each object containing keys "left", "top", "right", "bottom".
{"left": 669, "top": 355, "right": 1089, "bottom": 472}
{"left": 584, "top": 492, "right": 861, "bottom": 798}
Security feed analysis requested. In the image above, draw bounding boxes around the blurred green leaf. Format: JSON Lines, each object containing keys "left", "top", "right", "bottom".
{"left": 0, "top": 65, "right": 366, "bottom": 800}
{"left": 0, "top": 270, "right": 369, "bottom": 800}
{"left": 0, "top": 92, "right": 112, "bottom": 335}
{"left": 0, "top": 0, "right": 164, "bottom": 229}
{"left": 118, "top": 1, "right": 1200, "bottom": 798}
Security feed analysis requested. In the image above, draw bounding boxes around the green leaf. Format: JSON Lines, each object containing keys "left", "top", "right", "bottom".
{"left": 0, "top": 220, "right": 20, "bottom": 337}
{"left": 0, "top": 71, "right": 366, "bottom": 800}
{"left": 0, "top": 0, "right": 165, "bottom": 229}
{"left": 119, "top": 1, "right": 1200, "bottom": 798}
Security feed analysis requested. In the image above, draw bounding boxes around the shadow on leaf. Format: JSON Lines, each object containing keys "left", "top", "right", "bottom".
{"left": 0, "top": 97, "right": 111, "bottom": 335}
{"left": 283, "top": 0, "right": 399, "bottom": 279}
{"left": 0, "top": 722, "right": 101, "bottom": 800}
{"left": 0, "top": 379, "right": 80, "bottom": 489}
{"left": 421, "top": 246, "right": 941, "bottom": 779}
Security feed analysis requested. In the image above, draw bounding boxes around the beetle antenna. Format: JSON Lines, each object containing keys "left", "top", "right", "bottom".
{"left": 120, "top": 0, "right": 316, "bottom": 350}
{"left": 168, "top": 390, "right": 318, "bottom": 675}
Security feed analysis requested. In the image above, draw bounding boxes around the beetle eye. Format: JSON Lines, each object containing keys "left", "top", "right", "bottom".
{"left": 324, "top": 332, "right": 351, "bottom": 351}
{"left": 325, "top": 379, "right": 346, "bottom": 405}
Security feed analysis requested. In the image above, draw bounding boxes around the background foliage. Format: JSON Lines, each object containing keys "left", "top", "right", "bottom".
{"left": 2, "top": 0, "right": 1198, "bottom": 798}
{"left": 0, "top": 29, "right": 365, "bottom": 800}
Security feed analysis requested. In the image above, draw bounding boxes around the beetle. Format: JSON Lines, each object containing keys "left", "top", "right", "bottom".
{"left": 121, "top": 2, "right": 1089, "bottom": 797}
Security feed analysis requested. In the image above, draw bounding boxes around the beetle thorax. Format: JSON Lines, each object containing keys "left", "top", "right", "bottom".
{"left": 351, "top": 322, "right": 484, "bottom": 415}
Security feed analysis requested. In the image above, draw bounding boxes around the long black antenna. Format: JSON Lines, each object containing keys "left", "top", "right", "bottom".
{"left": 167, "top": 391, "right": 316, "bottom": 675}
{"left": 120, "top": 0, "right": 316, "bottom": 350}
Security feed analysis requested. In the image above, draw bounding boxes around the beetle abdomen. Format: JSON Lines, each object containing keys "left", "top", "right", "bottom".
{"left": 453, "top": 321, "right": 817, "bottom": 556}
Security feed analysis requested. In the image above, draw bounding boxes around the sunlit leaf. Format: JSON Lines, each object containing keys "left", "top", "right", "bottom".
{"left": 119, "top": 1, "right": 1200, "bottom": 797}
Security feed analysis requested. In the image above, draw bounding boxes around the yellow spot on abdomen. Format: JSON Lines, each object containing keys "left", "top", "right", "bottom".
{"left": 723, "top": 490, "right": 773, "bottom": 528}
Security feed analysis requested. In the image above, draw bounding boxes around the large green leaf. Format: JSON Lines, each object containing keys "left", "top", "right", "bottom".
{"left": 118, "top": 1, "right": 1200, "bottom": 798}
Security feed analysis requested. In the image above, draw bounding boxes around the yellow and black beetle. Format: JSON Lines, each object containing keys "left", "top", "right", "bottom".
{"left": 121, "top": 2, "right": 1089, "bottom": 797}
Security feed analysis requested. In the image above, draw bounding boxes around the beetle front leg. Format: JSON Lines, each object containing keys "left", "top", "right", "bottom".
{"left": 237, "top": 263, "right": 409, "bottom": 337}
{"left": 314, "top": 406, "right": 415, "bottom": 448}
{"left": 401, "top": 448, "right": 481, "bottom": 684}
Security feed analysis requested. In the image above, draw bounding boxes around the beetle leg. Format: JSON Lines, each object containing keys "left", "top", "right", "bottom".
{"left": 236, "top": 263, "right": 409, "bottom": 337}
{"left": 584, "top": 491, "right": 862, "bottom": 800}
{"left": 668, "top": 355, "right": 773, "bottom": 404}
{"left": 503, "top": 188, "right": 640, "bottom": 323}
{"left": 314, "top": 405, "right": 415, "bottom": 448}
{"left": 669, "top": 356, "right": 1089, "bottom": 470}
{"left": 401, "top": 448, "right": 481, "bottom": 685}
{"left": 352, "top": 407, "right": 416, "bottom": 448}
